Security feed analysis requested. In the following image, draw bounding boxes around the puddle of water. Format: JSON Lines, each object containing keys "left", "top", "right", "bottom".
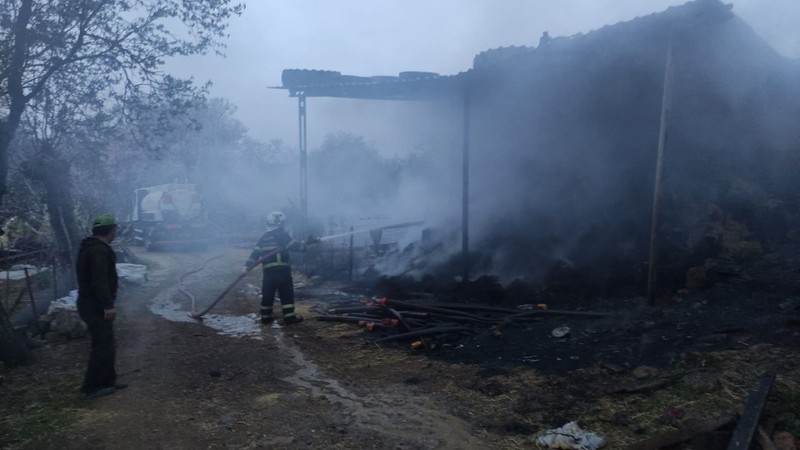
{"left": 149, "top": 287, "right": 195, "bottom": 324}
{"left": 149, "top": 286, "right": 265, "bottom": 339}
{"left": 199, "top": 313, "right": 263, "bottom": 339}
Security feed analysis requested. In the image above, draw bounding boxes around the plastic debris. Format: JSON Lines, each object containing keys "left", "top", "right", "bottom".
{"left": 116, "top": 263, "right": 148, "bottom": 285}
{"left": 48, "top": 290, "right": 78, "bottom": 314}
{"left": 535, "top": 421, "right": 605, "bottom": 449}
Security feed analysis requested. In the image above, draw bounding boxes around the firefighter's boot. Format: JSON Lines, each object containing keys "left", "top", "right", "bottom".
{"left": 283, "top": 315, "right": 304, "bottom": 325}
{"left": 260, "top": 306, "right": 273, "bottom": 325}
{"left": 282, "top": 303, "right": 303, "bottom": 325}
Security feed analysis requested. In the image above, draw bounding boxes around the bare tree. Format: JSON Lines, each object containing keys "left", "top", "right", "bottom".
{"left": 0, "top": 0, "right": 244, "bottom": 207}
{"left": 0, "top": 0, "right": 243, "bottom": 366}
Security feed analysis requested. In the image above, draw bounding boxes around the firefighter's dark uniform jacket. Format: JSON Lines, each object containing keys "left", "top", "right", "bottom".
{"left": 75, "top": 236, "right": 119, "bottom": 394}
{"left": 76, "top": 237, "right": 118, "bottom": 313}
{"left": 245, "top": 227, "right": 305, "bottom": 322}
{"left": 245, "top": 227, "right": 305, "bottom": 270}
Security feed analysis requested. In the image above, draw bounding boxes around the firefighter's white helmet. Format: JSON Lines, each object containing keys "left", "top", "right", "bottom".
{"left": 266, "top": 211, "right": 287, "bottom": 230}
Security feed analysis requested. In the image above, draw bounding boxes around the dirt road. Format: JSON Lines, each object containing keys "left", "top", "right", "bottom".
{"left": 1, "top": 247, "right": 491, "bottom": 449}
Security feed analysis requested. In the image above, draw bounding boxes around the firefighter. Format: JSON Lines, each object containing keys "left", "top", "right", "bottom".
{"left": 76, "top": 214, "right": 127, "bottom": 398}
{"left": 242, "top": 211, "right": 319, "bottom": 325}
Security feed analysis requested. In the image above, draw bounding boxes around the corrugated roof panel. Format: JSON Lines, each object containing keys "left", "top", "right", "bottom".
{"left": 276, "top": 69, "right": 468, "bottom": 100}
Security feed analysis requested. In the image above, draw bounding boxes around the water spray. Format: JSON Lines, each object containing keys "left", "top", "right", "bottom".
{"left": 318, "top": 220, "right": 425, "bottom": 241}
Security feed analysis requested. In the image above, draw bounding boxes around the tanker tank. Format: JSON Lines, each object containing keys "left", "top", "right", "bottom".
{"left": 131, "top": 183, "right": 214, "bottom": 250}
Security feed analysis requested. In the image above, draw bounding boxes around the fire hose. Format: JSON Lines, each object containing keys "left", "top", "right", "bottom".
{"left": 177, "top": 253, "right": 224, "bottom": 318}
{"left": 184, "top": 248, "right": 280, "bottom": 320}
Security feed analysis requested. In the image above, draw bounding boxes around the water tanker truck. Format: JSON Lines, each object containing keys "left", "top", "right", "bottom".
{"left": 131, "top": 183, "right": 214, "bottom": 250}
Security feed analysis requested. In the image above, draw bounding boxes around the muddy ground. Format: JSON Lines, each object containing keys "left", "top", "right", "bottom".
{"left": 2, "top": 244, "right": 800, "bottom": 449}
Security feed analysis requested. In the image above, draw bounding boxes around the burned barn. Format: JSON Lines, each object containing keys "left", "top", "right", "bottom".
{"left": 282, "top": 0, "right": 800, "bottom": 304}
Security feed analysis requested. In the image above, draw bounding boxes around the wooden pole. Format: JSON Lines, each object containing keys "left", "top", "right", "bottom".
{"left": 461, "top": 89, "right": 471, "bottom": 287}
{"left": 727, "top": 373, "right": 776, "bottom": 450}
{"left": 348, "top": 226, "right": 354, "bottom": 281}
{"left": 23, "top": 267, "right": 40, "bottom": 334}
{"left": 646, "top": 37, "right": 674, "bottom": 306}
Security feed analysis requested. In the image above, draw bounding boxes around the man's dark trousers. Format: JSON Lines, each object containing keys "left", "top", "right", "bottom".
{"left": 78, "top": 308, "right": 117, "bottom": 393}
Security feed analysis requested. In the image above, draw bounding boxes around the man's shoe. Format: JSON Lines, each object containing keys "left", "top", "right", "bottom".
{"left": 260, "top": 317, "right": 274, "bottom": 325}
{"left": 283, "top": 315, "right": 304, "bottom": 325}
{"left": 84, "top": 387, "right": 115, "bottom": 399}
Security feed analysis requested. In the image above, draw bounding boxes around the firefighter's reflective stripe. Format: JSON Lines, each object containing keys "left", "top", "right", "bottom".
{"left": 263, "top": 261, "right": 289, "bottom": 269}
{"left": 254, "top": 245, "right": 279, "bottom": 252}
{"left": 281, "top": 304, "right": 294, "bottom": 310}
{"left": 258, "top": 248, "right": 287, "bottom": 268}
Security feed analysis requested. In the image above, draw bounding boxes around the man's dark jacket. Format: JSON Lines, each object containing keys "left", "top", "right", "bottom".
{"left": 76, "top": 237, "right": 118, "bottom": 313}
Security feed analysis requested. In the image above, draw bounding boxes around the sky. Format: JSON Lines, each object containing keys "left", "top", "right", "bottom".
{"left": 166, "top": 0, "right": 800, "bottom": 153}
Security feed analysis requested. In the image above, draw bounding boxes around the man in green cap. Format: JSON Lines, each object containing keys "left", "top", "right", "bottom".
{"left": 76, "top": 214, "right": 127, "bottom": 398}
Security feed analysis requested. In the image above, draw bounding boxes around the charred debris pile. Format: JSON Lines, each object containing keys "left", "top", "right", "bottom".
{"left": 316, "top": 297, "right": 614, "bottom": 362}
{"left": 318, "top": 268, "right": 800, "bottom": 370}
{"left": 312, "top": 286, "right": 799, "bottom": 383}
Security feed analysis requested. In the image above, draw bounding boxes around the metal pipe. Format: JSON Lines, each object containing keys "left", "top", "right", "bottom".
{"left": 326, "top": 306, "right": 379, "bottom": 314}
{"left": 298, "top": 94, "right": 308, "bottom": 237}
{"left": 380, "top": 299, "right": 485, "bottom": 320}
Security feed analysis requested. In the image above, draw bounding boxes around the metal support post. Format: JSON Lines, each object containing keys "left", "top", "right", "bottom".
{"left": 298, "top": 95, "right": 308, "bottom": 237}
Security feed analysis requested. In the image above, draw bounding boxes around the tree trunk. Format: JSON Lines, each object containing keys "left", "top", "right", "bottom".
{"left": 0, "top": 0, "right": 34, "bottom": 364}
{"left": 0, "top": 298, "right": 31, "bottom": 365}
{"left": 0, "top": 0, "right": 35, "bottom": 208}
{"left": 29, "top": 143, "right": 82, "bottom": 274}
{"left": 0, "top": 296, "right": 31, "bottom": 363}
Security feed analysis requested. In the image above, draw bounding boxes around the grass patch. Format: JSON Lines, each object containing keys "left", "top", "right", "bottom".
{"left": 0, "top": 374, "right": 87, "bottom": 449}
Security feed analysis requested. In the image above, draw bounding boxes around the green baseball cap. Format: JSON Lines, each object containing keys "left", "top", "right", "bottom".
{"left": 93, "top": 214, "right": 117, "bottom": 227}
